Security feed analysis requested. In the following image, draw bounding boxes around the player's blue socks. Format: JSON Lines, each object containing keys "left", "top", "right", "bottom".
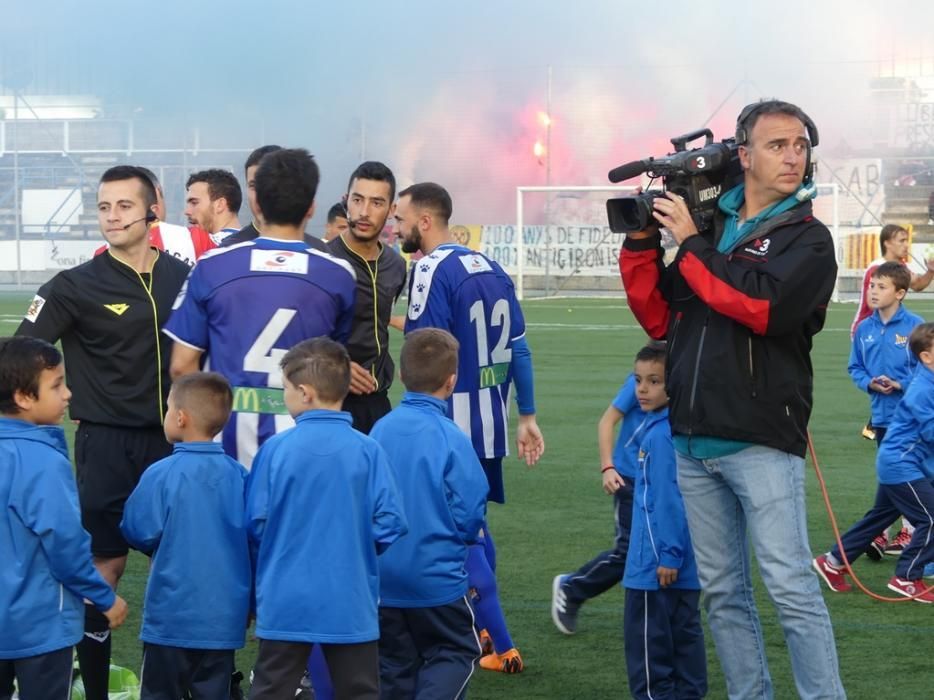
{"left": 467, "top": 543, "right": 514, "bottom": 653}
{"left": 480, "top": 523, "right": 497, "bottom": 573}
{"left": 307, "top": 643, "right": 333, "bottom": 700}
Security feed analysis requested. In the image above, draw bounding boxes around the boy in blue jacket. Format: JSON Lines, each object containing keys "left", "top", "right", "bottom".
{"left": 622, "top": 345, "right": 706, "bottom": 700}
{"left": 0, "top": 337, "right": 127, "bottom": 699}
{"left": 848, "top": 261, "right": 925, "bottom": 557}
{"left": 371, "top": 328, "right": 489, "bottom": 699}
{"left": 814, "top": 322, "right": 934, "bottom": 602}
{"left": 246, "top": 337, "right": 407, "bottom": 699}
{"left": 120, "top": 371, "right": 250, "bottom": 698}
{"left": 551, "top": 342, "right": 666, "bottom": 636}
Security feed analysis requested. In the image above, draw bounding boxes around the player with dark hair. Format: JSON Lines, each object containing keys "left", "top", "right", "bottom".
{"left": 184, "top": 168, "right": 243, "bottom": 245}
{"left": 221, "top": 145, "right": 327, "bottom": 251}
{"left": 324, "top": 203, "right": 350, "bottom": 242}
{"left": 326, "top": 161, "right": 407, "bottom": 433}
{"left": 16, "top": 165, "right": 190, "bottom": 700}
{"left": 395, "top": 181, "right": 544, "bottom": 674}
{"left": 165, "top": 148, "right": 356, "bottom": 469}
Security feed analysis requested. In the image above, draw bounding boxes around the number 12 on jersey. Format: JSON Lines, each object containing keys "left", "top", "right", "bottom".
{"left": 469, "top": 299, "right": 511, "bottom": 389}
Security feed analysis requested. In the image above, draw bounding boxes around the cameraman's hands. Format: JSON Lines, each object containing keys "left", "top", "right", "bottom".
{"left": 653, "top": 192, "right": 698, "bottom": 244}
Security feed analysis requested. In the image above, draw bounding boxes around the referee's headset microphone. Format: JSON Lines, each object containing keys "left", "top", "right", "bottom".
{"left": 121, "top": 211, "right": 158, "bottom": 230}
{"left": 341, "top": 195, "right": 362, "bottom": 233}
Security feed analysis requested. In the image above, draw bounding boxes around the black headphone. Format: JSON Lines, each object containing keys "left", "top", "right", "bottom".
{"left": 735, "top": 100, "right": 819, "bottom": 183}
{"left": 145, "top": 211, "right": 158, "bottom": 223}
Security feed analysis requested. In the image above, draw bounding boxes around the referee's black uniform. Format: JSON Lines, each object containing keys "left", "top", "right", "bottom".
{"left": 327, "top": 236, "right": 407, "bottom": 433}
{"left": 17, "top": 249, "right": 190, "bottom": 557}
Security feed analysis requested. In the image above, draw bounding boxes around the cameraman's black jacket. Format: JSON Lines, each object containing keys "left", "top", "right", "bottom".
{"left": 620, "top": 200, "right": 836, "bottom": 458}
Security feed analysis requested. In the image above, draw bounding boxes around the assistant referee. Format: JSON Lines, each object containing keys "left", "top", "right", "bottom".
{"left": 16, "top": 165, "right": 190, "bottom": 700}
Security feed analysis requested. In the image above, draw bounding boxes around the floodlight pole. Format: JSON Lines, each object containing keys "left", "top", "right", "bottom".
{"left": 13, "top": 91, "right": 21, "bottom": 288}
{"left": 544, "top": 65, "right": 553, "bottom": 297}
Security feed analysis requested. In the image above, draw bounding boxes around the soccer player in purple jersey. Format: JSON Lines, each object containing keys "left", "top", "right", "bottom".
{"left": 164, "top": 149, "right": 356, "bottom": 469}
{"left": 395, "top": 182, "right": 544, "bottom": 673}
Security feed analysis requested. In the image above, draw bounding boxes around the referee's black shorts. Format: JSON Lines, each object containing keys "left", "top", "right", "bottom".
{"left": 342, "top": 391, "right": 392, "bottom": 435}
{"left": 74, "top": 422, "right": 172, "bottom": 558}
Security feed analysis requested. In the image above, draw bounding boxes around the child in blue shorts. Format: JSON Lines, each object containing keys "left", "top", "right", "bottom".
{"left": 0, "top": 337, "right": 127, "bottom": 699}
{"left": 551, "top": 342, "right": 664, "bottom": 635}
{"left": 371, "top": 328, "right": 489, "bottom": 699}
{"left": 815, "top": 322, "right": 934, "bottom": 601}
{"left": 622, "top": 344, "right": 706, "bottom": 699}
{"left": 120, "top": 372, "right": 250, "bottom": 698}
{"left": 847, "top": 261, "right": 924, "bottom": 557}
{"left": 246, "top": 338, "right": 407, "bottom": 699}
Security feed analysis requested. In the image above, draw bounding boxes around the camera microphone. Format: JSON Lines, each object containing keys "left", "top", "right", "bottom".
{"left": 608, "top": 160, "right": 650, "bottom": 183}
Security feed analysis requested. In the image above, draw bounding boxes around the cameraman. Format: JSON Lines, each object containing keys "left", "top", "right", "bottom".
{"left": 619, "top": 100, "right": 845, "bottom": 699}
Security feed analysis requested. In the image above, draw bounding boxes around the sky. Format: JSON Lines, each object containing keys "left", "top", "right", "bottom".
{"left": 2, "top": 0, "right": 933, "bottom": 225}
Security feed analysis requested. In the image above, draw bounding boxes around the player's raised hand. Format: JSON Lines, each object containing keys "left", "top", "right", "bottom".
{"left": 348, "top": 361, "right": 377, "bottom": 395}
{"left": 516, "top": 414, "right": 545, "bottom": 467}
{"left": 104, "top": 595, "right": 129, "bottom": 629}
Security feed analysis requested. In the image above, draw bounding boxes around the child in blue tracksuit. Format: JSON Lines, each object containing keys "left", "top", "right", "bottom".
{"left": 551, "top": 343, "right": 665, "bottom": 636}
{"left": 371, "top": 328, "right": 489, "bottom": 699}
{"left": 814, "top": 322, "right": 934, "bottom": 601}
{"left": 848, "top": 261, "right": 925, "bottom": 556}
{"left": 0, "top": 337, "right": 127, "bottom": 698}
{"left": 622, "top": 345, "right": 706, "bottom": 700}
{"left": 120, "top": 372, "right": 250, "bottom": 698}
{"left": 849, "top": 262, "right": 924, "bottom": 444}
{"left": 246, "top": 337, "right": 407, "bottom": 700}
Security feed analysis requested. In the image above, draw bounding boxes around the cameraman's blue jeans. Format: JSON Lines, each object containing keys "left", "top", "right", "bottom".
{"left": 676, "top": 445, "right": 846, "bottom": 700}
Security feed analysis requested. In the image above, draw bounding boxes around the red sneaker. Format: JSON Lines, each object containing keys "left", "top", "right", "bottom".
{"left": 812, "top": 555, "right": 852, "bottom": 592}
{"left": 885, "top": 528, "right": 912, "bottom": 555}
{"left": 887, "top": 576, "right": 934, "bottom": 603}
{"left": 865, "top": 534, "right": 887, "bottom": 561}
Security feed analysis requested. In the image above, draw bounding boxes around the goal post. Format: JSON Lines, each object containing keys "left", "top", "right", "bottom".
{"left": 514, "top": 185, "right": 635, "bottom": 300}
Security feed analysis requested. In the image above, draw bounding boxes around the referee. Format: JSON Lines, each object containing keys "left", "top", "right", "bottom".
{"left": 327, "top": 161, "right": 407, "bottom": 433}
{"left": 17, "top": 165, "right": 190, "bottom": 700}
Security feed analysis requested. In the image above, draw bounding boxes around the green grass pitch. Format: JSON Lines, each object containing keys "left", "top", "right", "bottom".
{"left": 2, "top": 292, "right": 933, "bottom": 698}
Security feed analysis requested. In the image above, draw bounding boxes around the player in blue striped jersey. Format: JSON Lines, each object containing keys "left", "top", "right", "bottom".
{"left": 164, "top": 149, "right": 356, "bottom": 469}
{"left": 395, "top": 182, "right": 544, "bottom": 674}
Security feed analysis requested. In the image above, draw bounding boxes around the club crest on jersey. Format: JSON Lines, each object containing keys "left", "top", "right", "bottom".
{"left": 407, "top": 248, "right": 455, "bottom": 321}
{"left": 104, "top": 303, "right": 130, "bottom": 316}
{"left": 895, "top": 334, "right": 909, "bottom": 347}
{"left": 24, "top": 294, "right": 45, "bottom": 323}
{"left": 250, "top": 249, "right": 309, "bottom": 275}
{"left": 459, "top": 254, "right": 492, "bottom": 275}
{"left": 742, "top": 238, "right": 771, "bottom": 257}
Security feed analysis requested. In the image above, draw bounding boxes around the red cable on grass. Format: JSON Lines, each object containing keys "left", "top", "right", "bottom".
{"left": 807, "top": 430, "right": 934, "bottom": 602}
